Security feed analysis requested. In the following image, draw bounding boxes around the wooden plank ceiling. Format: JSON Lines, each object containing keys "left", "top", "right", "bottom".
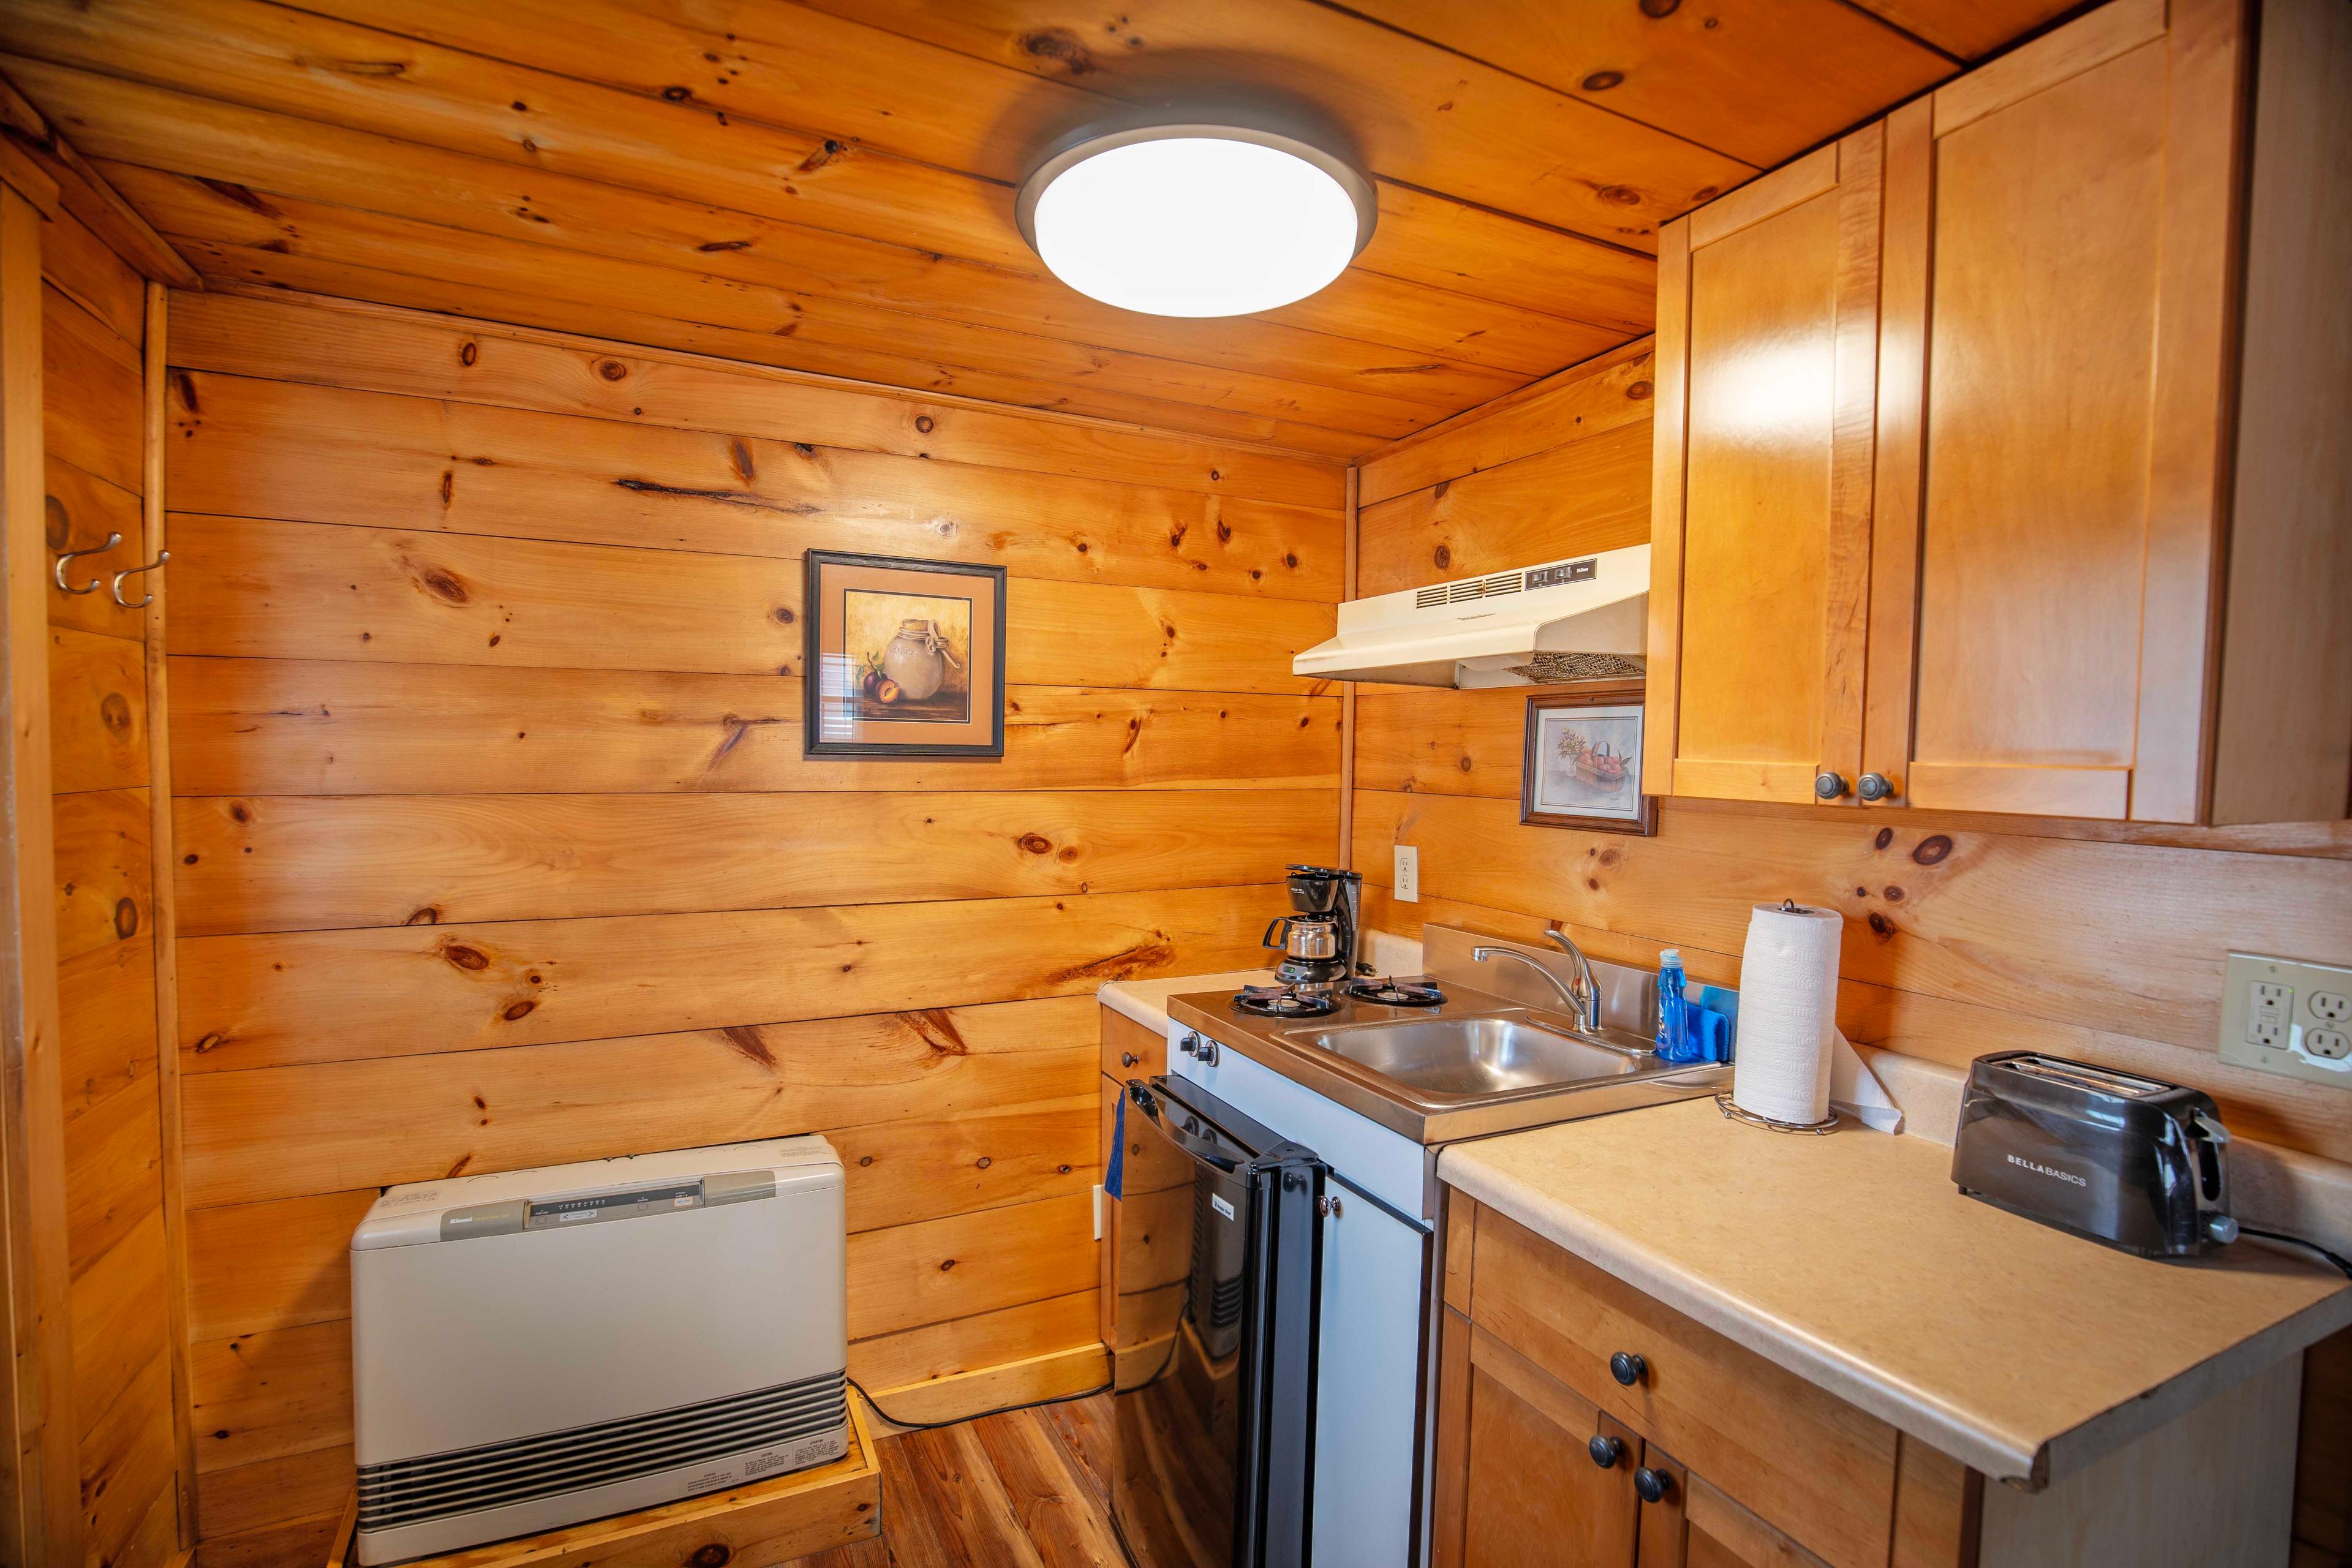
{"left": 0, "top": 0, "right": 2075, "bottom": 458}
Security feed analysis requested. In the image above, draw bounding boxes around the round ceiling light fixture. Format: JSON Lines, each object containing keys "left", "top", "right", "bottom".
{"left": 1016, "top": 110, "right": 1378, "bottom": 318}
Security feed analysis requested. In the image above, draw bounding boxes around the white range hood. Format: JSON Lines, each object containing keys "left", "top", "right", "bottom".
{"left": 1295, "top": 545, "right": 1650, "bottom": 688}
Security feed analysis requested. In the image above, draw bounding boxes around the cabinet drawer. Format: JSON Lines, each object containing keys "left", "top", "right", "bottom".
{"left": 1101, "top": 1006, "right": 1166, "bottom": 1080}
{"left": 1470, "top": 1208, "right": 1897, "bottom": 1568}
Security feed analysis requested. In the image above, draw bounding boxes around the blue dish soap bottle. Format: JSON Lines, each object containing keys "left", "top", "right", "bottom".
{"left": 1656, "top": 949, "right": 1691, "bottom": 1061}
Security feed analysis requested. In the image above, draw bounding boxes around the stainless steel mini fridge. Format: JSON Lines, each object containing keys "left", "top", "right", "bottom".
{"left": 1109, "top": 1076, "right": 1325, "bottom": 1568}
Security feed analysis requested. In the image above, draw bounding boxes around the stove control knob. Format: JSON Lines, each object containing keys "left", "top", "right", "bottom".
{"left": 1586, "top": 1434, "right": 1624, "bottom": 1469}
{"left": 1635, "top": 1467, "right": 1670, "bottom": 1506}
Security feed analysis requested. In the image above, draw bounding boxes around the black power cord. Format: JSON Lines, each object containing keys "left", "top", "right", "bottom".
{"left": 846, "top": 1373, "right": 1113, "bottom": 1433}
{"left": 2238, "top": 1224, "right": 2352, "bottom": 1280}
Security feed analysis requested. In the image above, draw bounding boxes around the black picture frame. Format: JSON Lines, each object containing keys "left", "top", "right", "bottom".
{"left": 1520, "top": 684, "right": 1659, "bottom": 835}
{"left": 803, "top": 550, "right": 1008, "bottom": 759}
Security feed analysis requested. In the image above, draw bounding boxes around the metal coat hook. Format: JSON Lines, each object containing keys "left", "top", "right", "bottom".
{"left": 111, "top": 551, "right": 168, "bottom": 609}
{"left": 53, "top": 532, "right": 120, "bottom": 595}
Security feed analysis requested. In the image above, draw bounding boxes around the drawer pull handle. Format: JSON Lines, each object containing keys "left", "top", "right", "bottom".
{"left": 1586, "top": 1434, "right": 1624, "bottom": 1469}
{"left": 1120, "top": 1052, "right": 1140, "bottom": 1068}
{"left": 1609, "top": 1351, "right": 1647, "bottom": 1387}
{"left": 1634, "top": 1466, "right": 1670, "bottom": 1505}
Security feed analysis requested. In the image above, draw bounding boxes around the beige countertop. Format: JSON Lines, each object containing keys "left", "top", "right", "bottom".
{"left": 1098, "top": 970, "right": 1273, "bottom": 1033}
{"left": 1439, "top": 1099, "right": 2352, "bottom": 1487}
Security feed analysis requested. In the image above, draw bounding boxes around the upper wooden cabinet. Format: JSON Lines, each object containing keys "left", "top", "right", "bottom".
{"left": 1644, "top": 129, "right": 1883, "bottom": 810}
{"left": 1646, "top": 0, "right": 2352, "bottom": 824}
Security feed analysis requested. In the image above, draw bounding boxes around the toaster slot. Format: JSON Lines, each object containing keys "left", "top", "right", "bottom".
{"left": 1996, "top": 1055, "right": 2169, "bottom": 1099}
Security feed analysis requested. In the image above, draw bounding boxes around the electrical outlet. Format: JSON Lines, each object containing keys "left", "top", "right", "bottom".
{"left": 2220, "top": 952, "right": 2352, "bottom": 1086}
{"left": 1393, "top": 844, "right": 1420, "bottom": 903}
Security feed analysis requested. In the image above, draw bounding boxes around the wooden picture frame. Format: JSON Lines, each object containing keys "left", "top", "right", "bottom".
{"left": 803, "top": 551, "right": 1007, "bottom": 758}
{"left": 1520, "top": 685, "right": 1659, "bottom": 834}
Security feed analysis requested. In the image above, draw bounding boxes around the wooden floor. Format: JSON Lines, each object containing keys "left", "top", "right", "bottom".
{"left": 792, "top": 1396, "right": 1126, "bottom": 1568}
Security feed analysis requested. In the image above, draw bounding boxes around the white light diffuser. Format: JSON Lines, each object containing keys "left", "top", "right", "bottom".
{"left": 1017, "top": 122, "right": 1376, "bottom": 318}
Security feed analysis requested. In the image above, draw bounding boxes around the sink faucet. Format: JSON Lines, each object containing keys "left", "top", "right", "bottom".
{"left": 1471, "top": 932, "right": 1601, "bottom": 1032}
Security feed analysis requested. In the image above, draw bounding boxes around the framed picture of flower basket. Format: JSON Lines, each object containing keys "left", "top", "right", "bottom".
{"left": 1520, "top": 687, "right": 1657, "bottom": 834}
{"left": 804, "top": 551, "right": 1007, "bottom": 758}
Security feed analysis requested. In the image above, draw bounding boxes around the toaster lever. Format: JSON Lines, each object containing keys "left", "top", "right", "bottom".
{"left": 2193, "top": 1109, "right": 2231, "bottom": 1145}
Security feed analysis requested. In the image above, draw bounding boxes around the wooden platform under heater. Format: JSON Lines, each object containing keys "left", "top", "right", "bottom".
{"left": 320, "top": 1402, "right": 880, "bottom": 1568}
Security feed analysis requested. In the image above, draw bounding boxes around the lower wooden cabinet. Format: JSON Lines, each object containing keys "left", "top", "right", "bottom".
{"left": 1436, "top": 1190, "right": 2322, "bottom": 1568}
{"left": 1442, "top": 1310, "right": 1638, "bottom": 1567}
{"left": 1436, "top": 1193, "right": 1972, "bottom": 1568}
{"left": 1099, "top": 1007, "right": 1188, "bottom": 1387}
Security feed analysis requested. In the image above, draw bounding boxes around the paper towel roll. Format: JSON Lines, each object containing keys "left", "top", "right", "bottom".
{"left": 1731, "top": 902, "right": 1844, "bottom": 1126}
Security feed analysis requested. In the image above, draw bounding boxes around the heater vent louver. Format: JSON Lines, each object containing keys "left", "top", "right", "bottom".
{"left": 356, "top": 1371, "right": 847, "bottom": 1534}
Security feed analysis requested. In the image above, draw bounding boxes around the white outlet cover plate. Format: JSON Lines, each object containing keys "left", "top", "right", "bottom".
{"left": 2220, "top": 951, "right": 2352, "bottom": 1087}
{"left": 1393, "top": 844, "right": 1419, "bottom": 903}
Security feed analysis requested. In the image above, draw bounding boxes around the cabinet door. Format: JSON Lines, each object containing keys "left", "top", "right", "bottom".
{"left": 1869, "top": 0, "right": 2247, "bottom": 821}
{"left": 1102, "top": 1075, "right": 1192, "bottom": 1390}
{"left": 1678, "top": 1474, "right": 1834, "bottom": 1568}
{"left": 1310, "top": 1180, "right": 1427, "bottom": 1568}
{"left": 1453, "top": 1321, "right": 1640, "bottom": 1568}
{"left": 1645, "top": 126, "right": 1883, "bottom": 807}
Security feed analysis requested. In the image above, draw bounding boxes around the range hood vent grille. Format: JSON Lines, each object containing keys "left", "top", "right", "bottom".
{"left": 1295, "top": 545, "right": 1651, "bottom": 689}
{"left": 1415, "top": 570, "right": 1528, "bottom": 610}
{"left": 1509, "top": 652, "right": 1646, "bottom": 684}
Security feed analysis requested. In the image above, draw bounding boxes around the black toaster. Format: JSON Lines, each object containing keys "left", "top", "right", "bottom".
{"left": 1951, "top": 1052, "right": 2237, "bottom": 1258}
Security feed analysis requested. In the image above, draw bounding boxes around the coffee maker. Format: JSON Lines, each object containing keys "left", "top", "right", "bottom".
{"left": 1261, "top": 864, "right": 1363, "bottom": 992}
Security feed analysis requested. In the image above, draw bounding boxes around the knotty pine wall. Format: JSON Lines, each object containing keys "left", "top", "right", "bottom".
{"left": 44, "top": 213, "right": 185, "bottom": 1564}
{"left": 163, "top": 288, "right": 1342, "bottom": 1566}
{"left": 1349, "top": 340, "right": 2352, "bottom": 1562}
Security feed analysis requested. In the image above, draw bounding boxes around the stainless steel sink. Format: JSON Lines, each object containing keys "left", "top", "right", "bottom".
{"left": 1164, "top": 978, "right": 1732, "bottom": 1144}
{"left": 1281, "top": 1014, "right": 1643, "bottom": 1099}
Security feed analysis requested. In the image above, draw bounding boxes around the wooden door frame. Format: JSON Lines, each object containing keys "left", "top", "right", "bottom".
{"left": 0, "top": 148, "right": 80, "bottom": 1567}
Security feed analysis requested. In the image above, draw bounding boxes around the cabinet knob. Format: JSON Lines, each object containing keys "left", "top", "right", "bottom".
{"left": 1120, "top": 1052, "right": 1140, "bottom": 1068}
{"left": 1586, "top": 1434, "right": 1624, "bottom": 1469}
{"left": 1634, "top": 1466, "right": 1670, "bottom": 1505}
{"left": 1857, "top": 771, "right": 1894, "bottom": 802}
{"left": 1609, "top": 1351, "right": 1647, "bottom": 1387}
{"left": 1317, "top": 1195, "right": 1344, "bottom": 1219}
{"left": 1813, "top": 771, "right": 1850, "bottom": 800}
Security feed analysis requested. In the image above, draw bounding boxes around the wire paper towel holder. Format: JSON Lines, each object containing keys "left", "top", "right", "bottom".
{"left": 1715, "top": 1091, "right": 1838, "bottom": 1135}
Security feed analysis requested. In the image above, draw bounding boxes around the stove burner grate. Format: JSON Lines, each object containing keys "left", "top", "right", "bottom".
{"left": 1346, "top": 978, "right": 1447, "bottom": 1008}
{"left": 1232, "top": 985, "right": 1339, "bottom": 1019}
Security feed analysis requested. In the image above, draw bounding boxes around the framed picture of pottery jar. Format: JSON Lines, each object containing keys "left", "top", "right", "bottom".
{"left": 804, "top": 550, "right": 1006, "bottom": 758}
{"left": 1520, "top": 687, "right": 1657, "bottom": 834}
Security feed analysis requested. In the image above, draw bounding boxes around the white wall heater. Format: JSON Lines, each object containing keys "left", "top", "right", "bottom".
{"left": 350, "top": 1137, "right": 848, "bottom": 1564}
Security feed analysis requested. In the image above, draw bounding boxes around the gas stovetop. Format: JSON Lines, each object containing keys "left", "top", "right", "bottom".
{"left": 1227, "top": 976, "right": 1452, "bottom": 1022}
{"left": 1232, "top": 984, "right": 1340, "bottom": 1019}
{"left": 1346, "top": 977, "right": 1446, "bottom": 1008}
